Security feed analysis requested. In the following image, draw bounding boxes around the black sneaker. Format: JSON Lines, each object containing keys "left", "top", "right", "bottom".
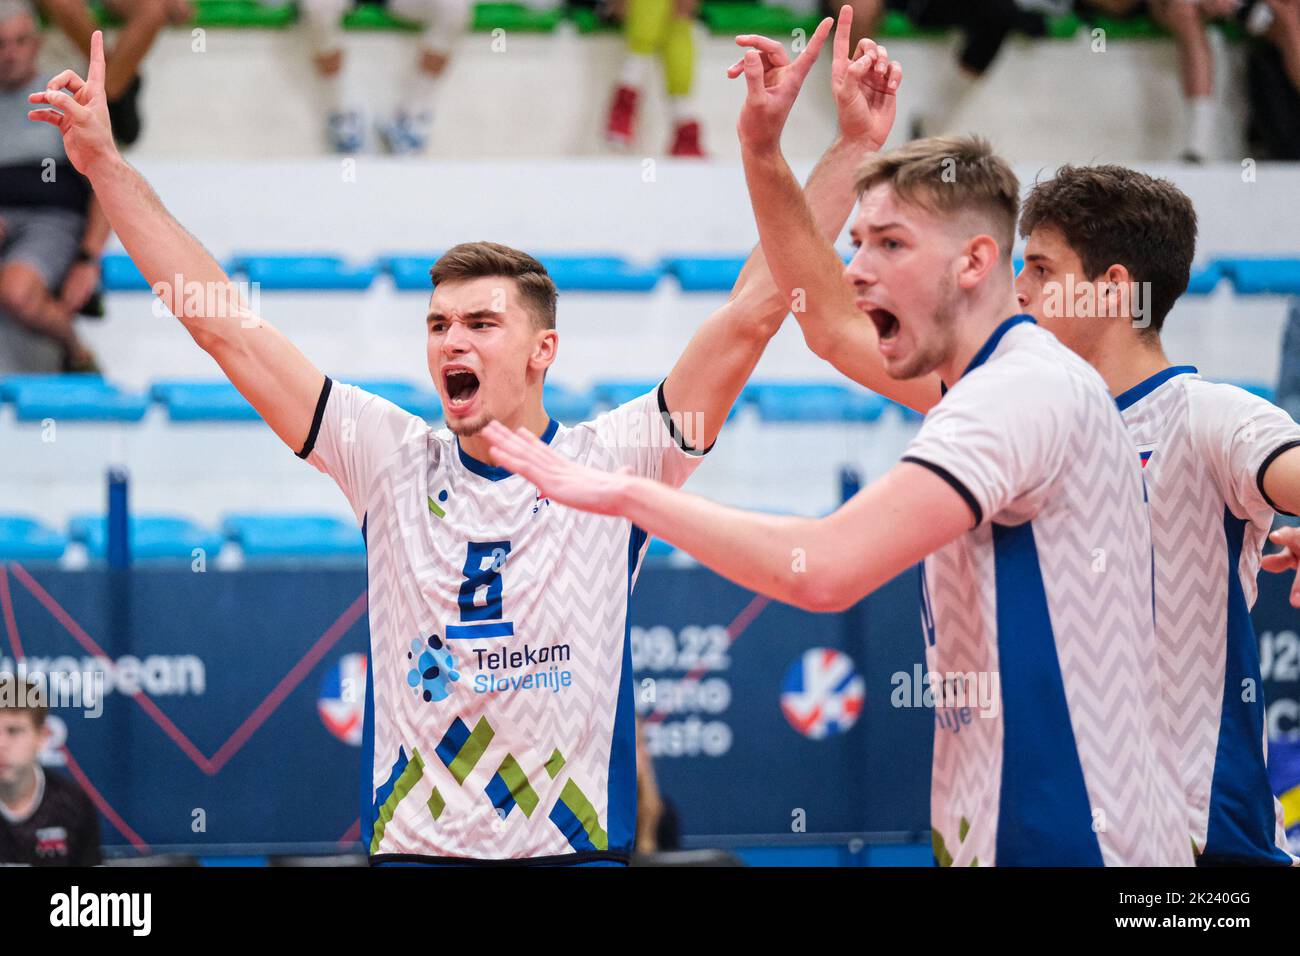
{"left": 107, "top": 73, "right": 143, "bottom": 147}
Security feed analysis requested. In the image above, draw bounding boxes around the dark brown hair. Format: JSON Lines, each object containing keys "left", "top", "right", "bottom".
{"left": 855, "top": 135, "right": 1021, "bottom": 262}
{"left": 429, "top": 241, "right": 558, "bottom": 331}
{"left": 1020, "top": 165, "right": 1197, "bottom": 335}
{"left": 0, "top": 675, "right": 47, "bottom": 728}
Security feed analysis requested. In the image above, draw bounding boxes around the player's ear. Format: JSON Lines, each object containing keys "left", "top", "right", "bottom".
{"left": 529, "top": 328, "right": 558, "bottom": 373}
{"left": 957, "top": 234, "right": 1001, "bottom": 291}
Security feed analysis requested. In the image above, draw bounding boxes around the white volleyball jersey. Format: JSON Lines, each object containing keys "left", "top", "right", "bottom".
{"left": 300, "top": 379, "right": 704, "bottom": 863}
{"left": 1117, "top": 366, "right": 1300, "bottom": 865}
{"left": 902, "top": 316, "right": 1190, "bottom": 867}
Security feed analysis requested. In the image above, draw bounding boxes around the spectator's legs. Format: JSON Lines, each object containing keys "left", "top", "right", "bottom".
{"left": 1152, "top": 0, "right": 1217, "bottom": 160}
{"left": 381, "top": 0, "right": 470, "bottom": 154}
{"left": 0, "top": 263, "right": 92, "bottom": 366}
{"left": 607, "top": 0, "right": 671, "bottom": 147}
{"left": 302, "top": 0, "right": 363, "bottom": 152}
{"left": 663, "top": 0, "right": 704, "bottom": 156}
{"left": 1265, "top": 0, "right": 1300, "bottom": 91}
{"left": 98, "top": 0, "right": 172, "bottom": 100}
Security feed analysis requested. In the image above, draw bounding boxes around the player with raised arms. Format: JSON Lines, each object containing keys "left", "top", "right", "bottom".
{"left": 27, "top": 14, "right": 897, "bottom": 864}
{"left": 483, "top": 36, "right": 1194, "bottom": 865}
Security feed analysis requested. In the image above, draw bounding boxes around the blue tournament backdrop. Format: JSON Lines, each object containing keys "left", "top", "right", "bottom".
{"left": 0, "top": 562, "right": 1296, "bottom": 854}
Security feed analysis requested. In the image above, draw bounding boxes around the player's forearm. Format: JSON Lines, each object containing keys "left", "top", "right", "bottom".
{"left": 84, "top": 154, "right": 247, "bottom": 350}
{"left": 613, "top": 476, "right": 855, "bottom": 612}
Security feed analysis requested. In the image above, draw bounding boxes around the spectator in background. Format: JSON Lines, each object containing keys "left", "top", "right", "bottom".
{"left": 845, "top": 0, "right": 1053, "bottom": 137}
{"left": 0, "top": 676, "right": 103, "bottom": 866}
{"left": 300, "top": 0, "right": 471, "bottom": 154}
{"left": 635, "top": 720, "right": 681, "bottom": 853}
{"left": 0, "top": 0, "right": 106, "bottom": 372}
{"left": 36, "top": 0, "right": 191, "bottom": 145}
{"left": 604, "top": 0, "right": 707, "bottom": 157}
{"left": 1145, "top": 0, "right": 1300, "bottom": 161}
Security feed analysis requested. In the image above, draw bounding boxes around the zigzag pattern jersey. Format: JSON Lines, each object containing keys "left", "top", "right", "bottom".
{"left": 1117, "top": 366, "right": 1300, "bottom": 865}
{"left": 901, "top": 316, "right": 1191, "bottom": 867}
{"left": 301, "top": 379, "right": 703, "bottom": 863}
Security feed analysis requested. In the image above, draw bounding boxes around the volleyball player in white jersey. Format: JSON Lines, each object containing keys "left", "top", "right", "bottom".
{"left": 485, "top": 133, "right": 1193, "bottom": 866}
{"left": 732, "top": 89, "right": 1300, "bottom": 865}
{"left": 27, "top": 19, "right": 904, "bottom": 863}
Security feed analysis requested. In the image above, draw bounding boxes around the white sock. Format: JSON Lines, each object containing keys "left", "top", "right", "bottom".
{"left": 1186, "top": 97, "right": 1215, "bottom": 159}
{"left": 619, "top": 53, "right": 653, "bottom": 90}
{"left": 667, "top": 95, "right": 695, "bottom": 126}
{"left": 410, "top": 67, "right": 441, "bottom": 118}
{"left": 319, "top": 68, "right": 346, "bottom": 115}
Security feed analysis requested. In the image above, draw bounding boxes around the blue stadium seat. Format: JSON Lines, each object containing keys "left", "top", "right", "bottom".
{"left": 1219, "top": 258, "right": 1300, "bottom": 296}
{"left": 746, "top": 382, "right": 888, "bottom": 423}
{"left": 886, "top": 398, "right": 925, "bottom": 423}
{"left": 0, "top": 516, "right": 68, "bottom": 561}
{"left": 662, "top": 256, "right": 747, "bottom": 292}
{"left": 100, "top": 254, "right": 152, "bottom": 292}
{"left": 543, "top": 383, "right": 594, "bottom": 423}
{"left": 349, "top": 379, "right": 442, "bottom": 420}
{"left": 230, "top": 254, "right": 379, "bottom": 291}
{"left": 644, "top": 537, "right": 675, "bottom": 560}
{"left": 1186, "top": 261, "right": 1223, "bottom": 295}
{"left": 378, "top": 254, "right": 441, "bottom": 291}
{"left": 222, "top": 513, "right": 365, "bottom": 560}
{"left": 9, "top": 379, "right": 149, "bottom": 422}
{"left": 67, "top": 514, "right": 224, "bottom": 561}
{"left": 150, "top": 381, "right": 261, "bottom": 421}
{"left": 536, "top": 256, "right": 661, "bottom": 292}
{"left": 592, "top": 379, "right": 663, "bottom": 409}
{"left": 0, "top": 373, "right": 103, "bottom": 400}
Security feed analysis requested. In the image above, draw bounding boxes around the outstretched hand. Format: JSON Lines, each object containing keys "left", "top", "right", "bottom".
{"left": 830, "top": 5, "right": 902, "bottom": 149}
{"left": 27, "top": 30, "right": 119, "bottom": 178}
{"left": 728, "top": 15, "right": 834, "bottom": 155}
{"left": 483, "top": 421, "right": 635, "bottom": 517}
{"left": 1261, "top": 526, "right": 1300, "bottom": 607}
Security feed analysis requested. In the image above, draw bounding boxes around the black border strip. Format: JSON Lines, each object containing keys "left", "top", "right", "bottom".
{"left": 296, "top": 375, "right": 333, "bottom": 460}
{"left": 1256, "top": 439, "right": 1300, "bottom": 517}
{"left": 901, "top": 456, "right": 983, "bottom": 528}
{"left": 370, "top": 849, "right": 629, "bottom": 867}
{"left": 657, "top": 380, "right": 716, "bottom": 457}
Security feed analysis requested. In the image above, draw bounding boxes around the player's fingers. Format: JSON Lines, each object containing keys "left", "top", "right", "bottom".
{"left": 726, "top": 57, "right": 745, "bottom": 78}
{"left": 741, "top": 50, "right": 766, "bottom": 98}
{"left": 45, "top": 70, "right": 86, "bottom": 95}
{"left": 855, "top": 37, "right": 873, "bottom": 59}
{"left": 1260, "top": 552, "right": 1295, "bottom": 573}
{"left": 26, "top": 108, "right": 67, "bottom": 128}
{"left": 88, "top": 30, "right": 106, "bottom": 90}
{"left": 792, "top": 17, "right": 834, "bottom": 80}
{"left": 28, "top": 89, "right": 88, "bottom": 122}
{"left": 886, "top": 60, "right": 902, "bottom": 92}
{"left": 832, "top": 3, "right": 853, "bottom": 64}
{"left": 734, "top": 34, "right": 789, "bottom": 65}
{"left": 1290, "top": 570, "right": 1300, "bottom": 607}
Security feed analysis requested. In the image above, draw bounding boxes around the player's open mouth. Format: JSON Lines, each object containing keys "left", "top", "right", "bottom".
{"left": 443, "top": 366, "right": 480, "bottom": 411}
{"left": 868, "top": 308, "right": 901, "bottom": 343}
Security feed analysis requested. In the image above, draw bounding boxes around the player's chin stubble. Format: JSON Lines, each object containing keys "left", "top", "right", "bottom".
{"left": 448, "top": 414, "right": 492, "bottom": 439}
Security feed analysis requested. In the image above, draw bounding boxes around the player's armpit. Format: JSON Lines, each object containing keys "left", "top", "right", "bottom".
{"left": 1259, "top": 442, "right": 1300, "bottom": 517}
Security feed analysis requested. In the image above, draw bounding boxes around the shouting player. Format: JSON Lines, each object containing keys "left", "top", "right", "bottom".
{"left": 485, "top": 131, "right": 1193, "bottom": 865}
{"left": 732, "top": 55, "right": 1299, "bottom": 867}
{"left": 28, "top": 17, "right": 893, "bottom": 864}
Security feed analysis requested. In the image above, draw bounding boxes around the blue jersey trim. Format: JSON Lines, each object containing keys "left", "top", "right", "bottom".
{"left": 1202, "top": 509, "right": 1293, "bottom": 864}
{"left": 457, "top": 418, "right": 559, "bottom": 481}
{"left": 359, "top": 513, "right": 377, "bottom": 854}
{"left": 960, "top": 315, "right": 1037, "bottom": 381}
{"left": 992, "top": 520, "right": 1104, "bottom": 866}
{"left": 606, "top": 525, "right": 647, "bottom": 855}
{"left": 1114, "top": 365, "right": 1199, "bottom": 412}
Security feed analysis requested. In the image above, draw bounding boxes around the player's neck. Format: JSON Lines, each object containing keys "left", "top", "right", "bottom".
{"left": 1091, "top": 330, "right": 1172, "bottom": 399}
{"left": 0, "top": 764, "right": 39, "bottom": 815}
{"left": 937, "top": 292, "right": 1024, "bottom": 387}
{"left": 460, "top": 404, "right": 552, "bottom": 467}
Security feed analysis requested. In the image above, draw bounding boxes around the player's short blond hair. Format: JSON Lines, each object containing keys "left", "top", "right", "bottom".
{"left": 429, "top": 241, "right": 558, "bottom": 331}
{"left": 854, "top": 135, "right": 1021, "bottom": 261}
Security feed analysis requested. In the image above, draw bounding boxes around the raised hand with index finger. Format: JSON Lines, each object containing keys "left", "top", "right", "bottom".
{"left": 27, "top": 30, "right": 120, "bottom": 179}
{"left": 830, "top": 5, "right": 903, "bottom": 150}
{"left": 728, "top": 15, "right": 834, "bottom": 155}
